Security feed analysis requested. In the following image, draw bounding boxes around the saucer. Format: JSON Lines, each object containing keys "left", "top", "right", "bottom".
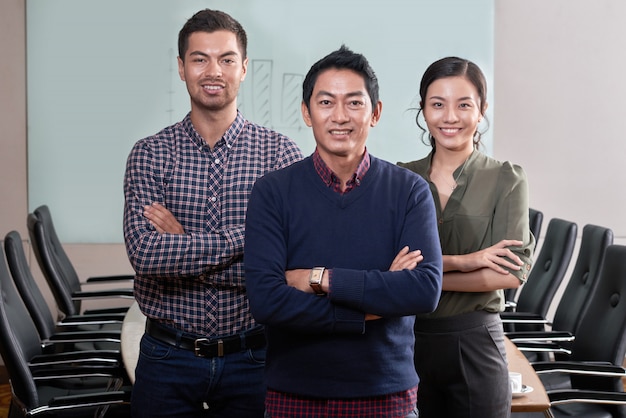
{"left": 512, "top": 384, "right": 534, "bottom": 398}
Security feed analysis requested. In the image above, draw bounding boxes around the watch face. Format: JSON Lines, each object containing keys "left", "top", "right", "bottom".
{"left": 309, "top": 268, "right": 325, "bottom": 294}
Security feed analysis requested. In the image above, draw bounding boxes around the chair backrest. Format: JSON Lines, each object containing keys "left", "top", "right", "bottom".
{"left": 552, "top": 224, "right": 613, "bottom": 336}
{"left": 514, "top": 218, "right": 577, "bottom": 322}
{"left": 529, "top": 208, "right": 544, "bottom": 250}
{"left": 4, "top": 230, "right": 59, "bottom": 341}
{"left": 0, "top": 244, "right": 46, "bottom": 411}
{"left": 568, "top": 244, "right": 626, "bottom": 399}
{"left": 27, "top": 207, "right": 81, "bottom": 317}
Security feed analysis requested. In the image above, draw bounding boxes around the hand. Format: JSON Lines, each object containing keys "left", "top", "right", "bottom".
{"left": 285, "top": 269, "right": 312, "bottom": 293}
{"left": 456, "top": 239, "right": 524, "bottom": 274}
{"left": 143, "top": 202, "right": 185, "bottom": 234}
{"left": 389, "top": 246, "right": 423, "bottom": 271}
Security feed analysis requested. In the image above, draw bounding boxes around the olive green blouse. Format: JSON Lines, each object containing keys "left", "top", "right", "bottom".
{"left": 398, "top": 150, "right": 534, "bottom": 318}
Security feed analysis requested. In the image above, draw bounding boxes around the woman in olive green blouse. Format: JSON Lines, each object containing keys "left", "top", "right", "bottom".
{"left": 398, "top": 57, "right": 534, "bottom": 418}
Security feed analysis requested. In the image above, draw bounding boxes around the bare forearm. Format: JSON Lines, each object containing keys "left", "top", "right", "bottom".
{"left": 443, "top": 268, "right": 521, "bottom": 292}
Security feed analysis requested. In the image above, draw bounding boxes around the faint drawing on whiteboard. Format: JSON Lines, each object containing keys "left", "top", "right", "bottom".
{"left": 252, "top": 59, "right": 272, "bottom": 126}
{"left": 281, "top": 73, "right": 303, "bottom": 128}
{"left": 238, "top": 59, "right": 305, "bottom": 132}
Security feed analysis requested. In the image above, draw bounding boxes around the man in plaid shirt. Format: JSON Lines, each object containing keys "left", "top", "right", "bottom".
{"left": 123, "top": 9, "right": 302, "bottom": 418}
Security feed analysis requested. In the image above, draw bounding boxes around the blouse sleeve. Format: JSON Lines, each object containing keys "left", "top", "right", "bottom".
{"left": 493, "top": 162, "right": 535, "bottom": 283}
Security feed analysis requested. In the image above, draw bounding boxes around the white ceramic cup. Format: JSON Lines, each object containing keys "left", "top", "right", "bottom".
{"left": 509, "top": 371, "right": 523, "bottom": 393}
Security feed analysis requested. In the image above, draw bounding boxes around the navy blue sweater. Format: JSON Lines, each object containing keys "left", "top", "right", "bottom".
{"left": 245, "top": 155, "right": 442, "bottom": 398}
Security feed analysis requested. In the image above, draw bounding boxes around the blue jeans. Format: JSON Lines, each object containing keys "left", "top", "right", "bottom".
{"left": 131, "top": 333, "right": 266, "bottom": 418}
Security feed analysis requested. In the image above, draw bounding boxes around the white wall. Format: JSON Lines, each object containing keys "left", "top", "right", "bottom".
{"left": 494, "top": 0, "right": 626, "bottom": 244}
{"left": 494, "top": 0, "right": 626, "bottom": 320}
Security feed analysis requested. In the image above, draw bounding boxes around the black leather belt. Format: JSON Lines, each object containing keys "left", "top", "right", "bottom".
{"left": 145, "top": 319, "right": 266, "bottom": 358}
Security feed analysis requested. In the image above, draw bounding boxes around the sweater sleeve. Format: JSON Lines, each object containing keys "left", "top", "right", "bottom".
{"left": 329, "top": 176, "right": 443, "bottom": 317}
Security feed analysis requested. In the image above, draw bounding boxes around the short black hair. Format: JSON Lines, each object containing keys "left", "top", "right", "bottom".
{"left": 178, "top": 9, "right": 248, "bottom": 61}
{"left": 302, "top": 45, "right": 379, "bottom": 111}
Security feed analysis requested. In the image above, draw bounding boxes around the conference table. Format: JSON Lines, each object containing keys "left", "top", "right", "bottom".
{"left": 121, "top": 302, "right": 553, "bottom": 416}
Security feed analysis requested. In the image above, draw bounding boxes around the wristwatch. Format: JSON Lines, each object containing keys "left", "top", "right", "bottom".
{"left": 309, "top": 267, "right": 326, "bottom": 295}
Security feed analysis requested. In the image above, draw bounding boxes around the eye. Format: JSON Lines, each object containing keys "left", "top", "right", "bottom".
{"left": 349, "top": 100, "right": 365, "bottom": 107}
{"left": 319, "top": 99, "right": 332, "bottom": 106}
{"left": 459, "top": 102, "right": 472, "bottom": 109}
{"left": 222, "top": 58, "right": 236, "bottom": 64}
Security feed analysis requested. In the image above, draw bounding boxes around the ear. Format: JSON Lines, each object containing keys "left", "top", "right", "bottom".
{"left": 370, "top": 100, "right": 383, "bottom": 127}
{"left": 241, "top": 57, "right": 249, "bottom": 82}
{"left": 177, "top": 56, "right": 185, "bottom": 82}
{"left": 301, "top": 101, "right": 313, "bottom": 127}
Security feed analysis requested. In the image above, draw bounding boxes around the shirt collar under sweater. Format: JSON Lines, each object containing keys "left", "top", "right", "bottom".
{"left": 312, "top": 148, "right": 370, "bottom": 194}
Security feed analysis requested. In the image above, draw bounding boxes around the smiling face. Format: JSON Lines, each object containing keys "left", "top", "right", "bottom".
{"left": 302, "top": 68, "right": 382, "bottom": 162}
{"left": 422, "top": 76, "right": 485, "bottom": 153}
{"left": 178, "top": 30, "right": 248, "bottom": 115}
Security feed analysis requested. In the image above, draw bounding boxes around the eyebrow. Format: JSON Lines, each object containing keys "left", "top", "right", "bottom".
{"left": 188, "top": 50, "right": 239, "bottom": 59}
{"left": 315, "top": 90, "right": 367, "bottom": 98}
{"left": 428, "top": 95, "right": 474, "bottom": 102}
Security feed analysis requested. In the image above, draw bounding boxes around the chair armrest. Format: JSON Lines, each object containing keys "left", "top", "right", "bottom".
{"left": 513, "top": 341, "right": 572, "bottom": 355}
{"left": 57, "top": 317, "right": 124, "bottom": 327}
{"left": 505, "top": 330, "right": 575, "bottom": 343}
{"left": 532, "top": 361, "right": 626, "bottom": 377}
{"left": 500, "top": 311, "right": 551, "bottom": 325}
{"left": 58, "top": 312, "right": 125, "bottom": 325}
{"left": 46, "top": 329, "right": 121, "bottom": 344}
{"left": 82, "top": 306, "right": 130, "bottom": 315}
{"left": 548, "top": 388, "right": 626, "bottom": 406}
{"left": 30, "top": 364, "right": 126, "bottom": 380}
{"left": 29, "top": 350, "right": 121, "bottom": 366}
{"left": 85, "top": 274, "right": 134, "bottom": 284}
{"left": 47, "top": 389, "right": 131, "bottom": 408}
{"left": 71, "top": 289, "right": 134, "bottom": 299}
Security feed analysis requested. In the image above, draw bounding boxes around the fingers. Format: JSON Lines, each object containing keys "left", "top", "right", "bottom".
{"left": 389, "top": 246, "right": 423, "bottom": 271}
{"left": 143, "top": 203, "right": 185, "bottom": 234}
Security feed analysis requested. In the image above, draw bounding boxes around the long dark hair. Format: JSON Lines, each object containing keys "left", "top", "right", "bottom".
{"left": 416, "top": 56, "right": 488, "bottom": 148}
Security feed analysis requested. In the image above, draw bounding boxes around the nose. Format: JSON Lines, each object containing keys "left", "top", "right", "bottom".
{"left": 331, "top": 104, "right": 349, "bottom": 123}
{"left": 203, "top": 60, "right": 222, "bottom": 78}
{"left": 443, "top": 106, "right": 459, "bottom": 123}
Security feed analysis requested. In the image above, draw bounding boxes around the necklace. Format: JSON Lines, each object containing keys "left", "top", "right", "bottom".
{"left": 433, "top": 157, "right": 469, "bottom": 191}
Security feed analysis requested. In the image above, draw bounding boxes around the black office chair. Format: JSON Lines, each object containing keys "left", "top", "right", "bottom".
{"left": 506, "top": 224, "right": 614, "bottom": 357}
{"left": 501, "top": 218, "right": 577, "bottom": 332}
{"left": 504, "top": 207, "right": 544, "bottom": 303}
{"left": 0, "top": 242, "right": 131, "bottom": 417}
{"left": 4, "top": 230, "right": 123, "bottom": 352}
{"left": 524, "top": 245, "right": 626, "bottom": 418}
{"left": 27, "top": 205, "right": 133, "bottom": 318}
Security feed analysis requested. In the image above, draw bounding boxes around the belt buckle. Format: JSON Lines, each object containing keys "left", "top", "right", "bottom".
{"left": 193, "top": 338, "right": 225, "bottom": 357}
{"left": 194, "top": 338, "right": 209, "bottom": 357}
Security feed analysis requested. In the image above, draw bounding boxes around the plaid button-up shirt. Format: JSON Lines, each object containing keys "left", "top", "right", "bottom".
{"left": 123, "top": 111, "right": 302, "bottom": 336}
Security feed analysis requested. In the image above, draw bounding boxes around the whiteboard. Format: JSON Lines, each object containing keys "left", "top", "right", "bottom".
{"left": 27, "top": 0, "right": 494, "bottom": 243}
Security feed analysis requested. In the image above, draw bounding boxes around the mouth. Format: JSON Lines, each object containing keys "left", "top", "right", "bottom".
{"left": 202, "top": 84, "right": 225, "bottom": 92}
{"left": 439, "top": 128, "right": 462, "bottom": 135}
{"left": 329, "top": 129, "right": 351, "bottom": 136}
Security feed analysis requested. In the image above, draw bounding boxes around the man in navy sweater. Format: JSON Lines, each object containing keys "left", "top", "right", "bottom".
{"left": 245, "top": 45, "right": 443, "bottom": 418}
